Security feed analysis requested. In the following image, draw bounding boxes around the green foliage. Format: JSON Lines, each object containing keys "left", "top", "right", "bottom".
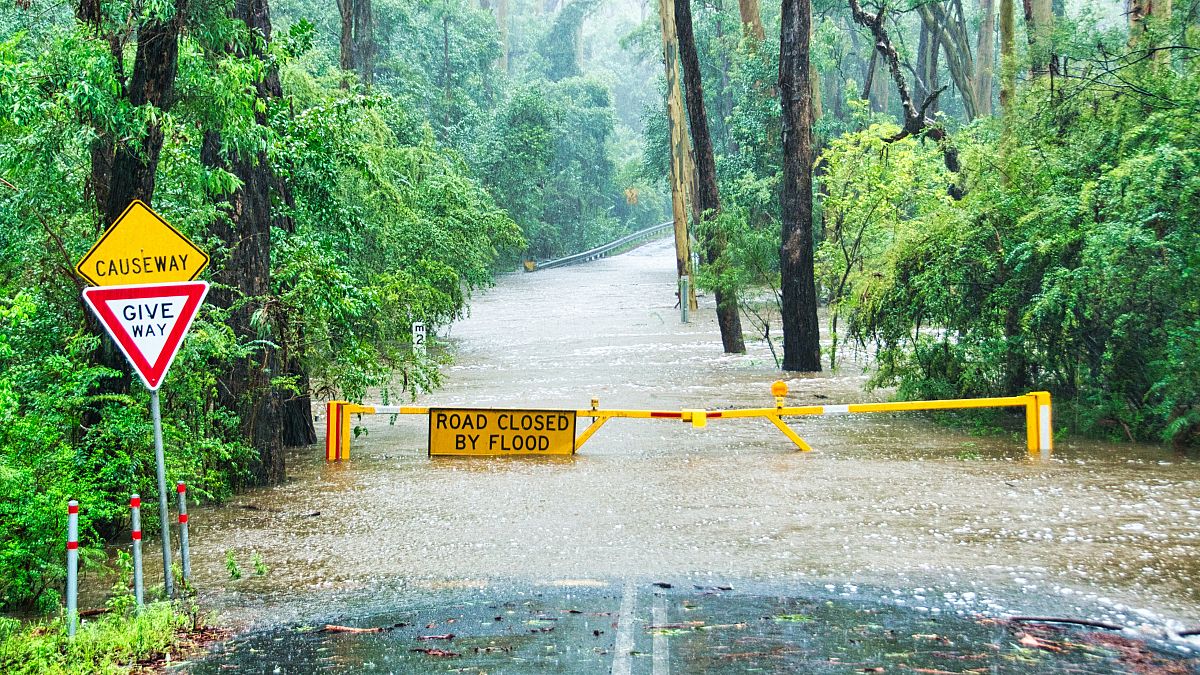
{"left": 0, "top": 602, "right": 195, "bottom": 675}
{"left": 821, "top": 61, "right": 1200, "bottom": 446}
{"left": 225, "top": 550, "right": 242, "bottom": 580}
{"left": 251, "top": 551, "right": 268, "bottom": 576}
{"left": 475, "top": 76, "right": 628, "bottom": 258}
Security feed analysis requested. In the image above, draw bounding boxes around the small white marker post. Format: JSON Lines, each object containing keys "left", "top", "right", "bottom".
{"left": 131, "top": 495, "right": 144, "bottom": 608}
{"left": 680, "top": 276, "right": 691, "bottom": 324}
{"left": 66, "top": 501, "right": 78, "bottom": 637}
{"left": 177, "top": 482, "right": 190, "bottom": 585}
{"left": 412, "top": 321, "right": 427, "bottom": 356}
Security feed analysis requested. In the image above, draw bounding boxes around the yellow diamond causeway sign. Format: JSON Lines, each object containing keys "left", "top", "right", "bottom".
{"left": 76, "top": 200, "right": 209, "bottom": 286}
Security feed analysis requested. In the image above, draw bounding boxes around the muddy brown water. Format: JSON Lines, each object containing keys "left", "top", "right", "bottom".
{"left": 158, "top": 239, "right": 1200, "bottom": 659}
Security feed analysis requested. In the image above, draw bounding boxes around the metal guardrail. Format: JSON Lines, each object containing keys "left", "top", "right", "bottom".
{"left": 527, "top": 221, "right": 673, "bottom": 272}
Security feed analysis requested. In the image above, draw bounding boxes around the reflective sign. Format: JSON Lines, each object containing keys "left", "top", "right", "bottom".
{"left": 82, "top": 282, "right": 209, "bottom": 390}
{"left": 76, "top": 201, "right": 209, "bottom": 286}
{"left": 428, "top": 408, "right": 576, "bottom": 456}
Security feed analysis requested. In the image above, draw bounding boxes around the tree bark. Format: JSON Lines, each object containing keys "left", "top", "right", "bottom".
{"left": 675, "top": 0, "right": 745, "bottom": 354}
{"left": 338, "top": 0, "right": 354, "bottom": 82}
{"left": 658, "top": 0, "right": 698, "bottom": 311}
{"left": 975, "top": 0, "right": 995, "bottom": 116}
{"left": 915, "top": 1, "right": 978, "bottom": 119}
{"left": 354, "top": 0, "right": 374, "bottom": 85}
{"left": 1024, "top": 0, "right": 1054, "bottom": 76}
{"left": 104, "top": 8, "right": 184, "bottom": 224}
{"left": 999, "top": 0, "right": 1014, "bottom": 111}
{"left": 202, "top": 0, "right": 294, "bottom": 484}
{"left": 780, "top": 0, "right": 821, "bottom": 371}
{"left": 497, "top": 0, "right": 510, "bottom": 72}
{"left": 737, "top": 0, "right": 766, "bottom": 40}
{"left": 915, "top": 20, "right": 940, "bottom": 114}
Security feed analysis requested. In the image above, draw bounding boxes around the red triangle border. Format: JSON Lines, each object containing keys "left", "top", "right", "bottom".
{"left": 82, "top": 282, "right": 209, "bottom": 391}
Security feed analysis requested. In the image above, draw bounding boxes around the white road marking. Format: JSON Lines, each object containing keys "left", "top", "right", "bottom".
{"left": 652, "top": 592, "right": 669, "bottom": 675}
{"left": 612, "top": 580, "right": 637, "bottom": 675}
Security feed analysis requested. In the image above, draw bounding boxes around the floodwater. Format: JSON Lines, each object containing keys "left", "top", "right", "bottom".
{"left": 181, "top": 238, "right": 1200, "bottom": 671}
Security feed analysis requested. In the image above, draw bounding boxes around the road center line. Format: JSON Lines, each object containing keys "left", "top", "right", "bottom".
{"left": 612, "top": 580, "right": 637, "bottom": 675}
{"left": 652, "top": 592, "right": 669, "bottom": 675}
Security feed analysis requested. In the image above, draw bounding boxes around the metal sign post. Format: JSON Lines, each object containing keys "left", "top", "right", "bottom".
{"left": 149, "top": 390, "right": 173, "bottom": 598}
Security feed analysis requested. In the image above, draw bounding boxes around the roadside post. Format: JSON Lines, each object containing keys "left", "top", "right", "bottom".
{"left": 75, "top": 200, "right": 210, "bottom": 599}
{"left": 680, "top": 276, "right": 690, "bottom": 323}
{"left": 66, "top": 501, "right": 78, "bottom": 637}
{"left": 177, "top": 482, "right": 191, "bottom": 585}
{"left": 131, "top": 495, "right": 144, "bottom": 608}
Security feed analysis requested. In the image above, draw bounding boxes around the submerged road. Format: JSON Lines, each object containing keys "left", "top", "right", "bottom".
{"left": 185, "top": 238, "right": 1200, "bottom": 672}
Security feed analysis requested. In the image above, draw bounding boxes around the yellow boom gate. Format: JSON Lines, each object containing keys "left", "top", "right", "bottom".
{"left": 325, "top": 383, "right": 1053, "bottom": 461}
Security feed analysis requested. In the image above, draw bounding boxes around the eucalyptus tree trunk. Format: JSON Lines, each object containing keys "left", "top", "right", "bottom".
{"left": 338, "top": 0, "right": 374, "bottom": 85}
{"left": 675, "top": 0, "right": 746, "bottom": 354}
{"left": 1024, "top": 0, "right": 1054, "bottom": 76}
{"left": 916, "top": 0, "right": 979, "bottom": 119}
{"left": 915, "top": 21, "right": 940, "bottom": 114}
{"left": 354, "top": 0, "right": 374, "bottom": 85}
{"left": 658, "top": 0, "right": 698, "bottom": 311}
{"left": 780, "top": 0, "right": 821, "bottom": 371}
{"left": 202, "top": 0, "right": 297, "bottom": 484}
{"left": 975, "top": 0, "right": 995, "bottom": 116}
{"left": 999, "top": 0, "right": 1015, "bottom": 112}
{"left": 737, "top": 0, "right": 766, "bottom": 40}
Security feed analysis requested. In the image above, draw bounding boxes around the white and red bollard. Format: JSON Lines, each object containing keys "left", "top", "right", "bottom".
{"left": 131, "top": 495, "right": 144, "bottom": 608}
{"left": 177, "top": 482, "right": 190, "bottom": 585}
{"left": 66, "top": 500, "right": 78, "bottom": 637}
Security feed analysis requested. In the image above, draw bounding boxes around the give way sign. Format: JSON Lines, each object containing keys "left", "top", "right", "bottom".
{"left": 82, "top": 282, "right": 209, "bottom": 390}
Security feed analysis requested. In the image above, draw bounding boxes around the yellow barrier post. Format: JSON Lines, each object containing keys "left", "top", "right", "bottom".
{"left": 325, "top": 401, "right": 346, "bottom": 462}
{"left": 1032, "top": 391, "right": 1053, "bottom": 460}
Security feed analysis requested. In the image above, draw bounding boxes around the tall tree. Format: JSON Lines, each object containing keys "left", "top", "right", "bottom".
{"left": 658, "top": 0, "right": 698, "bottom": 311}
{"left": 338, "top": 0, "right": 374, "bottom": 85}
{"left": 738, "top": 0, "right": 766, "bottom": 40}
{"left": 1024, "top": 0, "right": 1054, "bottom": 75}
{"left": 780, "top": 0, "right": 821, "bottom": 370}
{"left": 915, "top": 21, "right": 941, "bottom": 115}
{"left": 975, "top": 0, "right": 995, "bottom": 116}
{"left": 999, "top": 0, "right": 1014, "bottom": 111}
{"left": 915, "top": 0, "right": 979, "bottom": 119}
{"left": 203, "top": 0, "right": 295, "bottom": 484}
{"left": 675, "top": 0, "right": 746, "bottom": 353}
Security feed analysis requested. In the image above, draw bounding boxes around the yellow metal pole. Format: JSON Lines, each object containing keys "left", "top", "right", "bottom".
{"left": 1033, "top": 391, "right": 1053, "bottom": 459}
{"left": 326, "top": 401, "right": 346, "bottom": 462}
{"left": 574, "top": 416, "right": 611, "bottom": 450}
{"left": 767, "top": 415, "right": 812, "bottom": 451}
{"left": 1025, "top": 393, "right": 1039, "bottom": 455}
{"left": 339, "top": 403, "right": 353, "bottom": 461}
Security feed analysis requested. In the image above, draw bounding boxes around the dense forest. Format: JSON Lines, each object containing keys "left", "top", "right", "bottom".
{"left": 0, "top": 0, "right": 1197, "bottom": 626}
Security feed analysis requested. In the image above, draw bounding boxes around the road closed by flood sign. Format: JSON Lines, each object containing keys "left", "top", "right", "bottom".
{"left": 428, "top": 408, "right": 576, "bottom": 456}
